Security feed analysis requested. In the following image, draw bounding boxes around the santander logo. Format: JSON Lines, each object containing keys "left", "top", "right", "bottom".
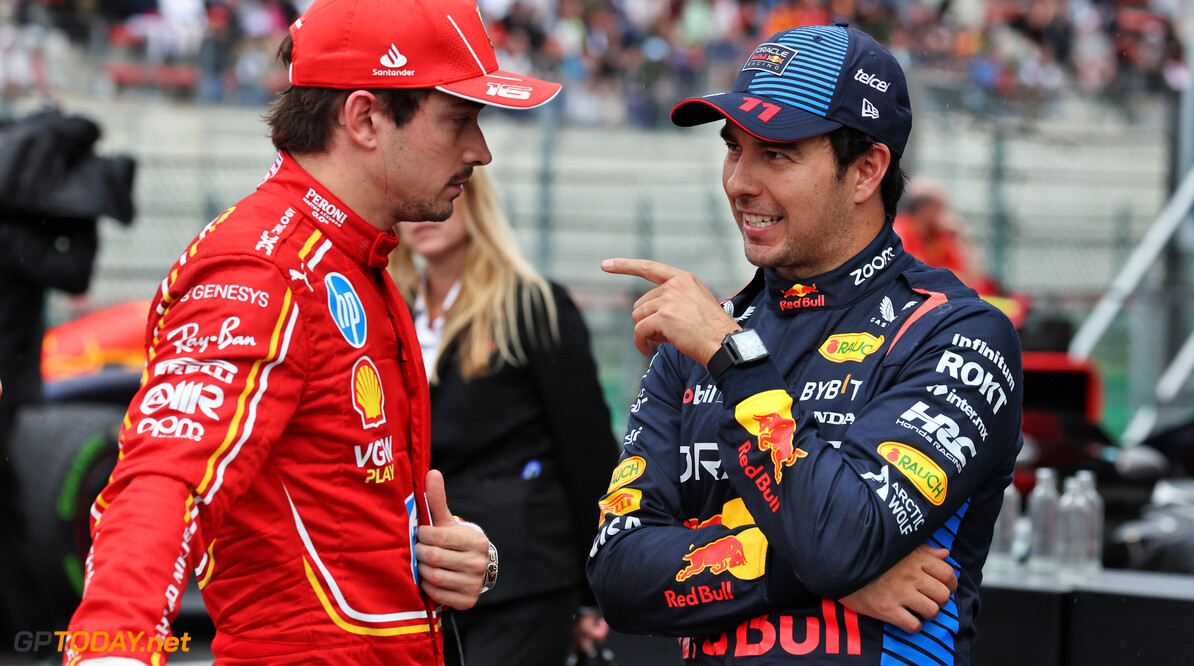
{"left": 380, "top": 44, "right": 407, "bottom": 68}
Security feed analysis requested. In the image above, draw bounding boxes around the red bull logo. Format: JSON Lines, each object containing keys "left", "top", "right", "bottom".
{"left": 754, "top": 412, "right": 804, "bottom": 481}
{"left": 676, "top": 536, "right": 748, "bottom": 581}
{"left": 665, "top": 582, "right": 735, "bottom": 608}
{"left": 783, "top": 283, "right": 818, "bottom": 298}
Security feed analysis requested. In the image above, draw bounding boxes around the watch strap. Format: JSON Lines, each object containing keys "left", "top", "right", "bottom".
{"left": 706, "top": 344, "right": 735, "bottom": 382}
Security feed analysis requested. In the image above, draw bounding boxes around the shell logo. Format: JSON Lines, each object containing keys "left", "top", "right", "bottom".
{"left": 351, "top": 356, "right": 386, "bottom": 429}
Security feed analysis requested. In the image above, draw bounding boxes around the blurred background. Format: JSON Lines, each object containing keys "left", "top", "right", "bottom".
{"left": 2, "top": 0, "right": 1194, "bottom": 664}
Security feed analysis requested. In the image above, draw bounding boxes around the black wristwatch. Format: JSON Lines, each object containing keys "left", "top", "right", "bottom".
{"left": 706, "top": 329, "right": 769, "bottom": 381}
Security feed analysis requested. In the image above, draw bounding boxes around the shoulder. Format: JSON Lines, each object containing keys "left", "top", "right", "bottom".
{"left": 886, "top": 266, "right": 1021, "bottom": 368}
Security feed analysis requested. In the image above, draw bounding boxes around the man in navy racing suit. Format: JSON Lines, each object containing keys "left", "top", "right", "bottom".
{"left": 589, "top": 24, "right": 1022, "bottom": 665}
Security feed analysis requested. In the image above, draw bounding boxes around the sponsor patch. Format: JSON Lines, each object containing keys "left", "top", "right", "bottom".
{"left": 351, "top": 356, "right": 386, "bottom": 429}
{"left": 743, "top": 42, "right": 797, "bottom": 76}
{"left": 818, "top": 332, "right": 884, "bottom": 363}
{"left": 608, "top": 456, "right": 646, "bottom": 492}
{"left": 598, "top": 488, "right": 642, "bottom": 524}
{"left": 325, "top": 273, "right": 367, "bottom": 348}
{"left": 878, "top": 442, "right": 946, "bottom": 505}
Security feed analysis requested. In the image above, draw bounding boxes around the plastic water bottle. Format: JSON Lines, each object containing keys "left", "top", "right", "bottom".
{"left": 1076, "top": 470, "right": 1104, "bottom": 578}
{"left": 1027, "top": 468, "right": 1060, "bottom": 575}
{"left": 1058, "top": 476, "right": 1093, "bottom": 584}
{"left": 986, "top": 482, "right": 1020, "bottom": 572}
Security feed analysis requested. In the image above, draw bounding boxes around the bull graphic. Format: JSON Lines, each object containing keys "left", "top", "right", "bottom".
{"left": 676, "top": 536, "right": 747, "bottom": 581}
{"left": 755, "top": 412, "right": 806, "bottom": 482}
{"left": 782, "top": 283, "right": 817, "bottom": 298}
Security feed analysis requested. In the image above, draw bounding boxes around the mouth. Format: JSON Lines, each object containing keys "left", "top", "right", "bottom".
{"left": 447, "top": 168, "right": 474, "bottom": 189}
{"left": 741, "top": 212, "right": 783, "bottom": 230}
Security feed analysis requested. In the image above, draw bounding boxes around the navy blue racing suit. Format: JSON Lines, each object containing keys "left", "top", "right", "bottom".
{"left": 587, "top": 224, "right": 1023, "bottom": 665}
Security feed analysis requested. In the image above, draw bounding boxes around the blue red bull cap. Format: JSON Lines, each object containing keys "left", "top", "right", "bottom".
{"left": 670, "top": 23, "right": 912, "bottom": 156}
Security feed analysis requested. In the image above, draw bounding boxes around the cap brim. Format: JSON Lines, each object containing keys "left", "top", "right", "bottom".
{"left": 437, "top": 70, "right": 561, "bottom": 109}
{"left": 671, "top": 93, "right": 841, "bottom": 143}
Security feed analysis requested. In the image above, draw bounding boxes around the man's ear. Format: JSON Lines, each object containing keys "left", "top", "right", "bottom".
{"left": 853, "top": 142, "right": 891, "bottom": 205}
{"left": 341, "top": 90, "right": 382, "bottom": 150}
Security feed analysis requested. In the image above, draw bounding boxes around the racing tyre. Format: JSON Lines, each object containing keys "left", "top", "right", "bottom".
{"left": 8, "top": 402, "right": 124, "bottom": 625}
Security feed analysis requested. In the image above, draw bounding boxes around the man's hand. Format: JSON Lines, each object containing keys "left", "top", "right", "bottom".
{"left": 601, "top": 258, "right": 739, "bottom": 364}
{"left": 839, "top": 545, "right": 958, "bottom": 634}
{"left": 415, "top": 470, "right": 491, "bottom": 610}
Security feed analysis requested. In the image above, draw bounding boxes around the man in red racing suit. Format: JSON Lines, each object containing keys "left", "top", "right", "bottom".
{"left": 63, "top": 0, "right": 560, "bottom": 663}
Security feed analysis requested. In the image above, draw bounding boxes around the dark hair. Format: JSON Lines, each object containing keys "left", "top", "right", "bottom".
{"left": 265, "top": 34, "right": 431, "bottom": 155}
{"left": 826, "top": 126, "right": 906, "bottom": 219}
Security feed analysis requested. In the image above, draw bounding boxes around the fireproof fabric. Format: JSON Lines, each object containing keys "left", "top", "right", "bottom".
{"left": 587, "top": 224, "right": 1024, "bottom": 664}
{"left": 65, "top": 153, "right": 441, "bottom": 665}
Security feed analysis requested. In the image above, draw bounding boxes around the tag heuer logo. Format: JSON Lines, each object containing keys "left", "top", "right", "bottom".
{"left": 380, "top": 44, "right": 407, "bottom": 68}
{"left": 862, "top": 98, "right": 880, "bottom": 119}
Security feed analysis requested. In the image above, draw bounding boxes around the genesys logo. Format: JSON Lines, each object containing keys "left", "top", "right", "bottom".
{"left": 607, "top": 456, "right": 646, "bottom": 492}
{"left": 180, "top": 283, "right": 270, "bottom": 308}
{"left": 351, "top": 356, "right": 386, "bottom": 429}
{"left": 325, "top": 273, "right": 367, "bottom": 348}
{"left": 877, "top": 441, "right": 946, "bottom": 505}
{"left": 818, "top": 332, "right": 884, "bottom": 363}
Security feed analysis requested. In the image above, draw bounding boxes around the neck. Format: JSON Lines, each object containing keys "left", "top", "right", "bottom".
{"left": 290, "top": 150, "right": 391, "bottom": 233}
{"left": 423, "top": 248, "right": 468, "bottom": 319}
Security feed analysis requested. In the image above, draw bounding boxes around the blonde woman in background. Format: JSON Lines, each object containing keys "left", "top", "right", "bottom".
{"left": 392, "top": 166, "right": 618, "bottom": 666}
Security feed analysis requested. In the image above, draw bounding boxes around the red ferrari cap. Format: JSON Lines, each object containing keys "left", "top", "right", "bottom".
{"left": 288, "top": 0, "right": 561, "bottom": 109}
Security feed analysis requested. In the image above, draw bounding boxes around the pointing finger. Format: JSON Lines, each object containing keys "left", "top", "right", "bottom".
{"left": 601, "top": 258, "right": 683, "bottom": 286}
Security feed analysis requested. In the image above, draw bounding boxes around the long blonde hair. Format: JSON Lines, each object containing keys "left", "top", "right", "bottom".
{"left": 390, "top": 167, "right": 558, "bottom": 383}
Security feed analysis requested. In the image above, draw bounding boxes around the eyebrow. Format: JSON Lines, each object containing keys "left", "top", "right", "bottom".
{"left": 719, "top": 124, "right": 803, "bottom": 152}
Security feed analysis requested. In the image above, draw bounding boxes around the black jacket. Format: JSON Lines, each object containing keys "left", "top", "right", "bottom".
{"left": 426, "top": 281, "right": 618, "bottom": 606}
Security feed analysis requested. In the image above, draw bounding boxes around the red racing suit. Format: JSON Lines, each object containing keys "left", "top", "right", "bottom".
{"left": 65, "top": 153, "right": 441, "bottom": 665}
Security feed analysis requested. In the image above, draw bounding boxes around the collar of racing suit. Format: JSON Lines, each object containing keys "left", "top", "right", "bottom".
{"left": 259, "top": 152, "right": 400, "bottom": 268}
{"left": 752, "top": 222, "right": 916, "bottom": 316}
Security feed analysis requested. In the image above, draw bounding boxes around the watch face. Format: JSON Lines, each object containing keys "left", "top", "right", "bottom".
{"left": 731, "top": 329, "right": 768, "bottom": 362}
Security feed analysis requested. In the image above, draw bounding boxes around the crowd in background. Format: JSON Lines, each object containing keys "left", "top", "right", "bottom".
{"left": 0, "top": 0, "right": 1188, "bottom": 124}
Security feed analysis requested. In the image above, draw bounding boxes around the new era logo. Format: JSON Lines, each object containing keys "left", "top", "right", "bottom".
{"left": 862, "top": 98, "right": 879, "bottom": 119}
{"left": 380, "top": 44, "right": 407, "bottom": 68}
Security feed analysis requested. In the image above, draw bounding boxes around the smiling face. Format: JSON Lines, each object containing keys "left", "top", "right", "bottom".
{"left": 720, "top": 122, "right": 868, "bottom": 281}
{"left": 380, "top": 91, "right": 493, "bottom": 224}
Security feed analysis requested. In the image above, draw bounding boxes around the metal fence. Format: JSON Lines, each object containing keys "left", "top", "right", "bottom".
{"left": 39, "top": 88, "right": 1180, "bottom": 439}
